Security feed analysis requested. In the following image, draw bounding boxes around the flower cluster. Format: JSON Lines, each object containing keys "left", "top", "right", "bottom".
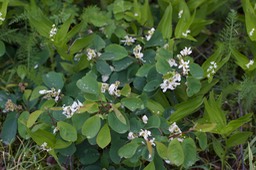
{"left": 40, "top": 142, "right": 52, "bottom": 152}
{"left": 160, "top": 71, "right": 181, "bottom": 92}
{"left": 0, "top": 12, "right": 5, "bottom": 21}
{"left": 86, "top": 48, "right": 101, "bottom": 61}
{"left": 169, "top": 122, "right": 184, "bottom": 142}
{"left": 145, "top": 28, "right": 155, "bottom": 41}
{"left": 121, "top": 35, "right": 136, "bottom": 46}
{"left": 62, "top": 100, "right": 83, "bottom": 118}
{"left": 101, "top": 81, "right": 121, "bottom": 97}
{"left": 39, "top": 88, "right": 61, "bottom": 102}
{"left": 3, "top": 99, "right": 22, "bottom": 113}
{"left": 246, "top": 59, "right": 254, "bottom": 69}
{"left": 206, "top": 61, "right": 217, "bottom": 78}
{"left": 133, "top": 45, "right": 144, "bottom": 62}
{"left": 49, "top": 24, "right": 57, "bottom": 41}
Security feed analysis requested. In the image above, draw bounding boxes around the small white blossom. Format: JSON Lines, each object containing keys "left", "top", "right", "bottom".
{"left": 178, "top": 10, "right": 183, "bottom": 19}
{"left": 0, "top": 12, "right": 5, "bottom": 21}
{"left": 86, "top": 48, "right": 97, "bottom": 60}
{"left": 127, "top": 132, "right": 136, "bottom": 140}
{"left": 134, "top": 13, "right": 139, "bottom": 17}
{"left": 149, "top": 138, "right": 156, "bottom": 146}
{"left": 62, "top": 100, "right": 83, "bottom": 118}
{"left": 160, "top": 72, "right": 181, "bottom": 92}
{"left": 145, "top": 28, "right": 155, "bottom": 41}
{"left": 40, "top": 142, "right": 52, "bottom": 152}
{"left": 180, "top": 47, "right": 192, "bottom": 56}
{"left": 165, "top": 160, "right": 171, "bottom": 164}
{"left": 49, "top": 24, "right": 57, "bottom": 41}
{"left": 39, "top": 88, "right": 61, "bottom": 102}
{"left": 102, "top": 75, "right": 109, "bottom": 82}
{"left": 108, "top": 81, "right": 121, "bottom": 97}
{"left": 169, "top": 122, "right": 182, "bottom": 134}
{"left": 53, "top": 127, "right": 58, "bottom": 134}
{"left": 178, "top": 58, "right": 190, "bottom": 75}
{"left": 249, "top": 28, "right": 255, "bottom": 37}
{"left": 246, "top": 59, "right": 254, "bottom": 69}
{"left": 133, "top": 45, "right": 144, "bottom": 61}
{"left": 207, "top": 61, "right": 218, "bottom": 78}
{"left": 121, "top": 35, "right": 136, "bottom": 46}
{"left": 101, "top": 83, "right": 109, "bottom": 93}
{"left": 168, "top": 59, "right": 178, "bottom": 67}
{"left": 142, "top": 115, "right": 148, "bottom": 124}
{"left": 182, "top": 29, "right": 191, "bottom": 37}
{"left": 34, "top": 64, "right": 39, "bottom": 69}
{"left": 139, "top": 129, "right": 151, "bottom": 140}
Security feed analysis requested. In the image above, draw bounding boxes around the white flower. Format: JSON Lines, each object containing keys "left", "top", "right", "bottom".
{"left": 53, "top": 127, "right": 58, "bottom": 134}
{"left": 178, "top": 10, "right": 183, "bottom": 19}
{"left": 249, "top": 28, "right": 255, "bottom": 37}
{"left": 160, "top": 72, "right": 181, "bottom": 92}
{"left": 0, "top": 12, "right": 5, "bottom": 21}
{"left": 86, "top": 48, "right": 97, "bottom": 60}
{"left": 108, "top": 81, "right": 121, "bottom": 97}
{"left": 133, "top": 45, "right": 144, "bottom": 61}
{"left": 142, "top": 115, "right": 148, "bottom": 124}
{"left": 101, "top": 83, "right": 109, "bottom": 93}
{"left": 62, "top": 100, "right": 83, "bottom": 118}
{"left": 149, "top": 138, "right": 156, "bottom": 146}
{"left": 207, "top": 61, "right": 218, "bottom": 78}
{"left": 127, "top": 132, "right": 136, "bottom": 140}
{"left": 168, "top": 59, "right": 177, "bottom": 67}
{"left": 180, "top": 47, "right": 192, "bottom": 56}
{"left": 121, "top": 35, "right": 136, "bottom": 46}
{"left": 39, "top": 88, "right": 61, "bottom": 102}
{"left": 169, "top": 122, "right": 182, "bottom": 134}
{"left": 49, "top": 24, "right": 57, "bottom": 41}
{"left": 40, "top": 142, "right": 52, "bottom": 152}
{"left": 178, "top": 58, "right": 190, "bottom": 75}
{"left": 139, "top": 129, "right": 151, "bottom": 140}
{"left": 146, "top": 28, "right": 155, "bottom": 41}
{"left": 102, "top": 75, "right": 109, "bottom": 82}
{"left": 39, "top": 89, "right": 49, "bottom": 95}
{"left": 182, "top": 29, "right": 191, "bottom": 37}
{"left": 246, "top": 59, "right": 254, "bottom": 69}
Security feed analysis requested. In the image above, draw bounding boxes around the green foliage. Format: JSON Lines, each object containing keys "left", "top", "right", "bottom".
{"left": 0, "top": 0, "right": 255, "bottom": 169}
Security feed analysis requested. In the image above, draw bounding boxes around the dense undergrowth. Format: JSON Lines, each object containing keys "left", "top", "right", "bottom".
{"left": 0, "top": 0, "right": 255, "bottom": 169}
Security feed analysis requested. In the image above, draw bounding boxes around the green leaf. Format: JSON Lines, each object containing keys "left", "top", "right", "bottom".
{"left": 82, "top": 115, "right": 101, "bottom": 139}
{"left": 121, "top": 97, "right": 144, "bottom": 112}
{"left": 120, "top": 84, "right": 131, "bottom": 97}
{"left": 145, "top": 115, "right": 161, "bottom": 129}
{"left": 118, "top": 142, "right": 139, "bottom": 158}
{"left": 27, "top": 110, "right": 43, "bottom": 128}
{"left": 101, "top": 44, "right": 128, "bottom": 61}
{"left": 69, "top": 34, "right": 95, "bottom": 55}
{"left": 156, "top": 57, "right": 170, "bottom": 75}
{"left": 76, "top": 72, "right": 99, "bottom": 95}
{"left": 145, "top": 30, "right": 165, "bottom": 48}
{"left": 18, "top": 111, "right": 30, "bottom": 139}
{"left": 17, "top": 65, "right": 27, "bottom": 80}
{"left": 242, "top": 0, "right": 256, "bottom": 41}
{"left": 182, "top": 138, "right": 197, "bottom": 168}
{"left": 195, "top": 132, "right": 208, "bottom": 150}
{"left": 143, "top": 79, "right": 162, "bottom": 92}
{"left": 170, "top": 95, "right": 203, "bottom": 122}
{"left": 144, "top": 161, "right": 155, "bottom": 170}
{"left": 112, "top": 57, "right": 134, "bottom": 71}
{"left": 28, "top": 129, "right": 55, "bottom": 148}
{"left": 167, "top": 139, "right": 184, "bottom": 166}
{"left": 186, "top": 76, "right": 202, "bottom": 97}
{"left": 155, "top": 142, "right": 168, "bottom": 159}
{"left": 57, "top": 121, "right": 77, "bottom": 142}
{"left": 194, "top": 123, "right": 216, "bottom": 133}
{"left": 108, "top": 111, "right": 129, "bottom": 134}
{"left": 190, "top": 63, "right": 204, "bottom": 79}
{"left": 212, "top": 138, "right": 224, "bottom": 160}
{"left": 136, "top": 64, "right": 154, "bottom": 77}
{"left": 42, "top": 71, "right": 64, "bottom": 89}
{"left": 145, "top": 99, "right": 165, "bottom": 115}
{"left": 96, "top": 123, "right": 111, "bottom": 149}
{"left": 1, "top": 112, "right": 18, "bottom": 144}
{"left": 96, "top": 59, "right": 112, "bottom": 76}
{"left": 0, "top": 40, "right": 6, "bottom": 57}
{"left": 227, "top": 132, "right": 252, "bottom": 148}
{"left": 54, "top": 138, "right": 72, "bottom": 149}
{"left": 82, "top": 6, "right": 110, "bottom": 27}
{"left": 157, "top": 3, "right": 172, "bottom": 39}
{"left": 112, "top": 104, "right": 127, "bottom": 125}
